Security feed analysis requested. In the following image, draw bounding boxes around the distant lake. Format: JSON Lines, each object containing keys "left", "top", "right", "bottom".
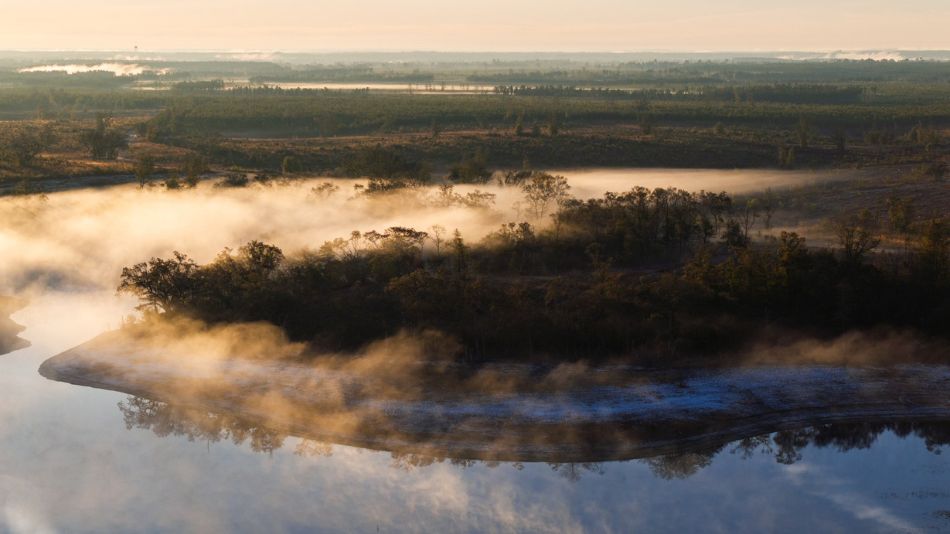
{"left": 133, "top": 81, "right": 497, "bottom": 94}
{"left": 263, "top": 82, "right": 496, "bottom": 94}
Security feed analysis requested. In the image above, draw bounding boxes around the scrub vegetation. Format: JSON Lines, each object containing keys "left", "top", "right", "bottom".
{"left": 1, "top": 57, "right": 948, "bottom": 188}
{"left": 4, "top": 54, "right": 949, "bottom": 364}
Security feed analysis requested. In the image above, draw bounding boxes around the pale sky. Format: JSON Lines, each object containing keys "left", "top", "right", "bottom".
{"left": 2, "top": 0, "right": 948, "bottom": 52}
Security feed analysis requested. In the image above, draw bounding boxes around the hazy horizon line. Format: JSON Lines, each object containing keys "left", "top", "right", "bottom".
{"left": 2, "top": 47, "right": 949, "bottom": 54}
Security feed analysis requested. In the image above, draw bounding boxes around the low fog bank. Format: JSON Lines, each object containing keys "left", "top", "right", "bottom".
{"left": 38, "top": 317, "right": 950, "bottom": 462}
{"left": 551, "top": 168, "right": 861, "bottom": 199}
{"left": 0, "top": 168, "right": 852, "bottom": 294}
{"left": 0, "top": 179, "right": 511, "bottom": 293}
{"left": 0, "top": 168, "right": 857, "bottom": 358}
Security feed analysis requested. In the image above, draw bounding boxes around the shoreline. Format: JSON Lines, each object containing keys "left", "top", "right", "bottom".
{"left": 0, "top": 295, "right": 29, "bottom": 355}
{"left": 39, "top": 329, "right": 950, "bottom": 462}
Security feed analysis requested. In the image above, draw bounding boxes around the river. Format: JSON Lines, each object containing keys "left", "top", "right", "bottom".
{"left": 2, "top": 169, "right": 947, "bottom": 533}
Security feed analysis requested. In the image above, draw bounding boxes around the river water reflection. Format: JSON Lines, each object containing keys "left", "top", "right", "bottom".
{"left": 2, "top": 300, "right": 950, "bottom": 533}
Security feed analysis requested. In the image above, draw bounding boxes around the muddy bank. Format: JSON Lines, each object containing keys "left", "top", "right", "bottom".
{"left": 0, "top": 296, "right": 29, "bottom": 355}
{"left": 40, "top": 329, "right": 950, "bottom": 462}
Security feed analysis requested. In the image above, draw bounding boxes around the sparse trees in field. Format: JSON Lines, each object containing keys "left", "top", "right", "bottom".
{"left": 520, "top": 172, "right": 571, "bottom": 220}
{"left": 182, "top": 155, "right": 207, "bottom": 186}
{"left": 218, "top": 173, "right": 249, "bottom": 188}
{"left": 761, "top": 188, "right": 776, "bottom": 230}
{"left": 918, "top": 159, "right": 947, "bottom": 182}
{"left": 741, "top": 199, "right": 760, "bottom": 238}
{"left": 81, "top": 114, "right": 127, "bottom": 160}
{"left": 796, "top": 116, "right": 811, "bottom": 148}
{"left": 697, "top": 191, "right": 732, "bottom": 242}
{"left": 547, "top": 113, "right": 561, "bottom": 136}
{"left": 836, "top": 209, "right": 881, "bottom": 266}
{"left": 0, "top": 125, "right": 54, "bottom": 168}
{"left": 449, "top": 150, "right": 491, "bottom": 183}
{"left": 832, "top": 128, "right": 847, "bottom": 154}
{"left": 722, "top": 219, "right": 749, "bottom": 248}
{"left": 433, "top": 184, "right": 496, "bottom": 209}
{"left": 777, "top": 145, "right": 796, "bottom": 168}
{"left": 886, "top": 196, "right": 915, "bottom": 234}
{"left": 343, "top": 146, "right": 430, "bottom": 185}
{"left": 134, "top": 155, "right": 155, "bottom": 188}
{"left": 365, "top": 176, "right": 412, "bottom": 194}
{"left": 451, "top": 229, "right": 467, "bottom": 280}
{"left": 640, "top": 113, "right": 655, "bottom": 135}
{"left": 429, "top": 225, "right": 446, "bottom": 256}
{"left": 915, "top": 220, "right": 949, "bottom": 284}
{"left": 281, "top": 155, "right": 301, "bottom": 175}
{"left": 310, "top": 182, "right": 340, "bottom": 199}
{"left": 163, "top": 176, "right": 183, "bottom": 190}
{"left": 910, "top": 123, "right": 940, "bottom": 147}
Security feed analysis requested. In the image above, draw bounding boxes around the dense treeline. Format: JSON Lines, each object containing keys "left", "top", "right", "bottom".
{"left": 0, "top": 88, "right": 167, "bottom": 118}
{"left": 141, "top": 91, "right": 950, "bottom": 140}
{"left": 130, "top": 84, "right": 946, "bottom": 176}
{"left": 467, "top": 60, "right": 950, "bottom": 85}
{"left": 494, "top": 84, "right": 866, "bottom": 104}
{"left": 181, "top": 133, "right": 793, "bottom": 175}
{"left": 249, "top": 67, "right": 435, "bottom": 84}
{"left": 2, "top": 73, "right": 947, "bottom": 139}
{"left": 706, "top": 85, "right": 866, "bottom": 104}
{"left": 119, "top": 184, "right": 949, "bottom": 362}
{"left": 0, "top": 71, "right": 132, "bottom": 89}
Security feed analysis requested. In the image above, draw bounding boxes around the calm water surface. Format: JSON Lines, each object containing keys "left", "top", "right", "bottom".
{"left": 2, "top": 294, "right": 950, "bottom": 533}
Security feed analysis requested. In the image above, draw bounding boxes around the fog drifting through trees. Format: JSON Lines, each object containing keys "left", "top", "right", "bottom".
{"left": 0, "top": 169, "right": 834, "bottom": 294}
